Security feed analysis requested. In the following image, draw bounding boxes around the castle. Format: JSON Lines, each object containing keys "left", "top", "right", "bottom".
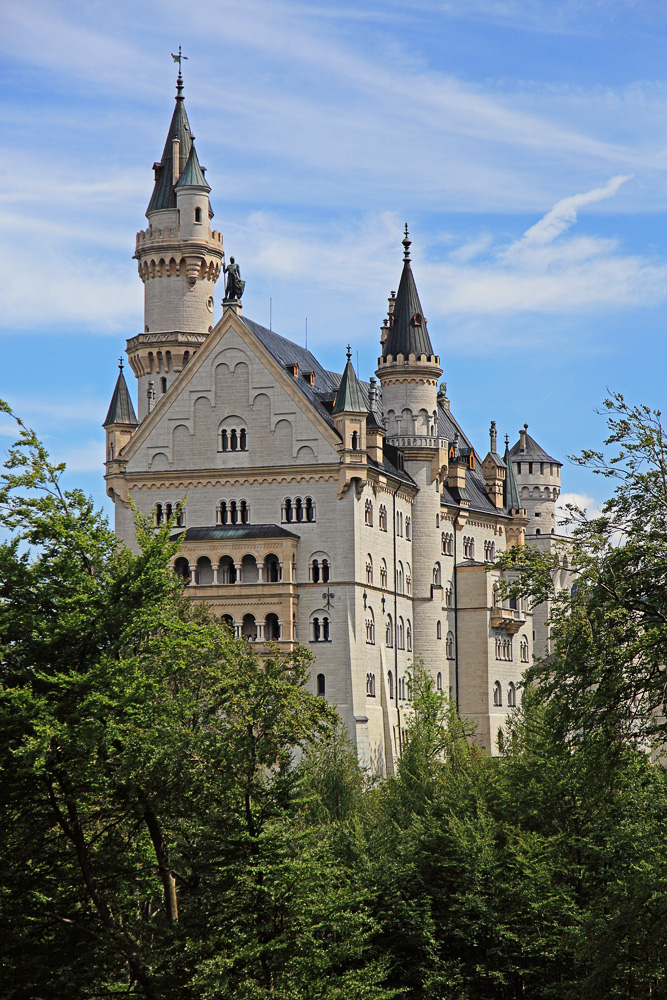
{"left": 103, "top": 70, "right": 571, "bottom": 771}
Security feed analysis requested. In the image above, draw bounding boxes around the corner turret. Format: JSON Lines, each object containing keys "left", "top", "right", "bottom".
{"left": 333, "top": 347, "right": 368, "bottom": 497}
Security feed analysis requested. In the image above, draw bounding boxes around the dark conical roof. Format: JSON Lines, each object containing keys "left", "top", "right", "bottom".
{"left": 509, "top": 427, "right": 561, "bottom": 466}
{"left": 146, "top": 82, "right": 193, "bottom": 215}
{"left": 175, "top": 143, "right": 210, "bottom": 191}
{"left": 382, "top": 227, "right": 434, "bottom": 359}
{"left": 332, "top": 351, "right": 366, "bottom": 414}
{"left": 103, "top": 370, "right": 138, "bottom": 427}
{"left": 503, "top": 437, "right": 521, "bottom": 512}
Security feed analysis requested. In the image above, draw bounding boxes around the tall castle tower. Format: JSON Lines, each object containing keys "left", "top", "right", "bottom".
{"left": 376, "top": 228, "right": 448, "bottom": 674}
{"left": 128, "top": 67, "right": 224, "bottom": 420}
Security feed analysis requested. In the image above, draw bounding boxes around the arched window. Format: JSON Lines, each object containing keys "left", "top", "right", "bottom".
{"left": 365, "top": 499, "right": 373, "bottom": 525}
{"left": 379, "top": 505, "right": 387, "bottom": 531}
{"left": 173, "top": 556, "right": 190, "bottom": 581}
{"left": 305, "top": 497, "right": 315, "bottom": 521}
{"left": 242, "top": 614, "right": 257, "bottom": 641}
{"left": 437, "top": 620, "right": 442, "bottom": 640}
{"left": 433, "top": 563, "right": 441, "bottom": 586}
{"left": 229, "top": 500, "right": 238, "bottom": 525}
{"left": 366, "top": 608, "right": 375, "bottom": 645}
{"left": 436, "top": 513, "right": 440, "bottom": 527}
{"left": 230, "top": 429, "right": 238, "bottom": 451}
{"left": 366, "top": 555, "right": 373, "bottom": 585}
{"left": 317, "top": 673, "right": 326, "bottom": 696}
{"left": 312, "top": 559, "right": 320, "bottom": 583}
{"left": 265, "top": 554, "right": 280, "bottom": 583}
{"left": 351, "top": 431, "right": 359, "bottom": 450}
{"left": 310, "top": 611, "right": 330, "bottom": 642}
{"left": 155, "top": 503, "right": 163, "bottom": 526}
{"left": 508, "top": 682, "right": 517, "bottom": 707}
{"left": 441, "top": 531, "right": 446, "bottom": 554}
{"left": 322, "top": 558, "right": 330, "bottom": 582}
{"left": 221, "top": 429, "right": 229, "bottom": 451}
{"left": 406, "top": 563, "right": 412, "bottom": 595}
{"left": 385, "top": 614, "right": 393, "bottom": 648}
{"left": 283, "top": 498, "right": 293, "bottom": 522}
{"left": 265, "top": 613, "right": 281, "bottom": 640}
{"left": 240, "top": 428, "right": 247, "bottom": 450}
{"left": 446, "top": 631, "right": 454, "bottom": 659}
{"left": 397, "top": 617, "right": 405, "bottom": 649}
{"left": 445, "top": 586, "right": 452, "bottom": 608}
{"left": 295, "top": 497, "right": 304, "bottom": 522}
{"left": 161, "top": 376, "right": 167, "bottom": 394}
{"left": 194, "top": 206, "right": 202, "bottom": 223}
{"left": 240, "top": 500, "right": 249, "bottom": 524}
{"left": 520, "top": 636, "right": 529, "bottom": 663}
{"left": 405, "top": 516, "right": 411, "bottom": 540}
{"left": 388, "top": 670, "right": 394, "bottom": 699}
{"left": 396, "top": 561, "right": 404, "bottom": 594}
{"left": 218, "top": 555, "right": 236, "bottom": 584}
{"left": 493, "top": 680, "right": 502, "bottom": 707}
{"left": 437, "top": 671, "right": 442, "bottom": 691}
{"left": 406, "top": 619, "right": 412, "bottom": 652}
{"left": 366, "top": 673, "right": 376, "bottom": 697}
{"left": 380, "top": 559, "right": 388, "bottom": 589}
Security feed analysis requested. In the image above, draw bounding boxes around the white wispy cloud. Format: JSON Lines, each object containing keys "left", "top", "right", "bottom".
{"left": 505, "top": 175, "right": 633, "bottom": 256}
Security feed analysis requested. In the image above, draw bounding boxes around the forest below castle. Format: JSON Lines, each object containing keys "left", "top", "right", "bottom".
{"left": 2, "top": 393, "right": 667, "bottom": 1000}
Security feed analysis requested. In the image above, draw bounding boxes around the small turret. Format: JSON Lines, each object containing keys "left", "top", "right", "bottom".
{"left": 333, "top": 348, "right": 368, "bottom": 497}
{"left": 509, "top": 424, "right": 562, "bottom": 535}
{"left": 482, "top": 421, "right": 505, "bottom": 508}
{"left": 103, "top": 358, "right": 138, "bottom": 463}
{"left": 503, "top": 434, "right": 528, "bottom": 547}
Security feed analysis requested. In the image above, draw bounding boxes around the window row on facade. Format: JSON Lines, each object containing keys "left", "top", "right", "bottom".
{"left": 154, "top": 502, "right": 184, "bottom": 526}
{"left": 387, "top": 671, "right": 411, "bottom": 701}
{"left": 219, "top": 427, "right": 248, "bottom": 452}
{"left": 364, "top": 499, "right": 412, "bottom": 538}
{"left": 282, "top": 497, "right": 316, "bottom": 523}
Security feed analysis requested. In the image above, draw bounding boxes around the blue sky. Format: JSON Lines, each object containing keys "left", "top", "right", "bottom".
{"left": 3, "top": 0, "right": 667, "bottom": 522}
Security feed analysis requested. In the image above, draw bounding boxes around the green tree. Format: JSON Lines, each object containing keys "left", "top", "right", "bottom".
{"left": 0, "top": 403, "right": 392, "bottom": 1000}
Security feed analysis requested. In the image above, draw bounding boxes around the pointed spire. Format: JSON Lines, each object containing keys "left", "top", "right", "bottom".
{"left": 103, "top": 364, "right": 138, "bottom": 427}
{"left": 175, "top": 143, "right": 210, "bottom": 191}
{"left": 146, "top": 69, "right": 194, "bottom": 215}
{"left": 382, "top": 226, "right": 434, "bottom": 359}
{"left": 332, "top": 350, "right": 366, "bottom": 414}
{"left": 503, "top": 434, "right": 521, "bottom": 512}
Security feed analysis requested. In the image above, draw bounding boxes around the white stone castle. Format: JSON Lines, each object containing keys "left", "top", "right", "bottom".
{"left": 104, "top": 71, "right": 572, "bottom": 771}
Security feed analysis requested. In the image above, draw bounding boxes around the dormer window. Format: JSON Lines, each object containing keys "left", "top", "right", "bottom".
{"left": 286, "top": 363, "right": 299, "bottom": 377}
{"left": 413, "top": 313, "right": 422, "bottom": 326}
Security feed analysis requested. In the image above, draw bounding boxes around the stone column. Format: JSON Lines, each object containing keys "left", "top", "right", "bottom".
{"left": 234, "top": 562, "right": 243, "bottom": 583}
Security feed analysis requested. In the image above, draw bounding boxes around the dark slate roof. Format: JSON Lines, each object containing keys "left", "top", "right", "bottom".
{"left": 503, "top": 440, "right": 521, "bottom": 511}
{"left": 147, "top": 91, "right": 193, "bottom": 215}
{"left": 438, "top": 403, "right": 510, "bottom": 518}
{"left": 170, "top": 524, "right": 299, "bottom": 542}
{"left": 175, "top": 143, "right": 210, "bottom": 191}
{"left": 332, "top": 357, "right": 366, "bottom": 413}
{"left": 509, "top": 429, "right": 561, "bottom": 466}
{"left": 382, "top": 244, "right": 434, "bottom": 358}
{"left": 103, "top": 370, "right": 137, "bottom": 427}
{"left": 241, "top": 317, "right": 415, "bottom": 487}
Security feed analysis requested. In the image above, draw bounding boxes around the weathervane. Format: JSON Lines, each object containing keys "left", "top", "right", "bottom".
{"left": 118, "top": 355, "right": 124, "bottom": 372}
{"left": 171, "top": 46, "right": 188, "bottom": 73}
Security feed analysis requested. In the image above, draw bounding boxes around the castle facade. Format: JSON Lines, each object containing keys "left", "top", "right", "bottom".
{"left": 104, "top": 73, "right": 570, "bottom": 772}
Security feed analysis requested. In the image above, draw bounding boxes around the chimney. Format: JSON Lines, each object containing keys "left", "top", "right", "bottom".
{"left": 519, "top": 423, "right": 528, "bottom": 453}
{"left": 368, "top": 376, "right": 378, "bottom": 413}
{"left": 489, "top": 420, "right": 497, "bottom": 454}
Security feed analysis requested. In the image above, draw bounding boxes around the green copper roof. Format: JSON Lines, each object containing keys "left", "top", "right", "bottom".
{"left": 382, "top": 227, "right": 435, "bottom": 359}
{"left": 332, "top": 352, "right": 366, "bottom": 414}
{"left": 103, "top": 369, "right": 137, "bottom": 427}
{"left": 146, "top": 87, "right": 193, "bottom": 215}
{"left": 175, "top": 143, "right": 210, "bottom": 191}
{"left": 503, "top": 438, "right": 521, "bottom": 512}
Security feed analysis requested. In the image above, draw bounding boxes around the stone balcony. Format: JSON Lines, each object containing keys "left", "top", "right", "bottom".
{"left": 490, "top": 606, "right": 526, "bottom": 634}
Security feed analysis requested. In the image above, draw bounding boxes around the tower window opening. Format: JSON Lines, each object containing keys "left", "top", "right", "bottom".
{"left": 230, "top": 429, "right": 238, "bottom": 451}
{"left": 194, "top": 206, "right": 202, "bottom": 223}
{"left": 317, "top": 673, "right": 326, "bottom": 696}
{"left": 161, "top": 377, "right": 167, "bottom": 394}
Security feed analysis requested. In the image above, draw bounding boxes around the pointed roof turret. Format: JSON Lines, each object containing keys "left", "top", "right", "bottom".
{"left": 146, "top": 71, "right": 194, "bottom": 215}
{"left": 382, "top": 225, "right": 435, "bottom": 359}
{"left": 503, "top": 434, "right": 521, "bottom": 512}
{"left": 332, "top": 346, "right": 366, "bottom": 414}
{"left": 509, "top": 424, "right": 561, "bottom": 466}
{"left": 175, "top": 143, "right": 210, "bottom": 192}
{"left": 103, "top": 361, "right": 138, "bottom": 427}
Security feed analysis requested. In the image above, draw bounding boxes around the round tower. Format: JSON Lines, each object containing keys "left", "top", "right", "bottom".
{"left": 376, "top": 227, "right": 446, "bottom": 684}
{"left": 128, "top": 68, "right": 223, "bottom": 420}
{"left": 509, "top": 424, "right": 562, "bottom": 536}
